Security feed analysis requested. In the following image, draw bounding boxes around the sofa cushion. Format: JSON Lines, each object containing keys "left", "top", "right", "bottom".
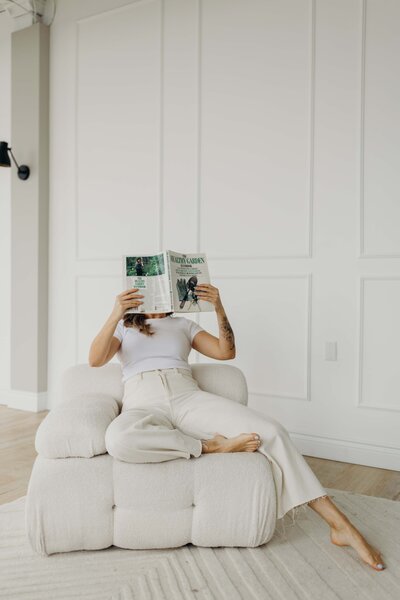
{"left": 25, "top": 454, "right": 114, "bottom": 555}
{"left": 25, "top": 452, "right": 276, "bottom": 555}
{"left": 112, "top": 452, "right": 276, "bottom": 550}
{"left": 62, "top": 363, "right": 124, "bottom": 408}
{"left": 190, "top": 363, "right": 248, "bottom": 405}
{"left": 35, "top": 393, "right": 120, "bottom": 458}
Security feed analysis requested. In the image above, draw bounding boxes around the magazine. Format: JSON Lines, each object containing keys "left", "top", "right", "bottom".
{"left": 122, "top": 250, "right": 215, "bottom": 314}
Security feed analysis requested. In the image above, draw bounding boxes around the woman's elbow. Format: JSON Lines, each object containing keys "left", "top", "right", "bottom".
{"left": 221, "top": 350, "right": 236, "bottom": 360}
{"left": 88, "top": 355, "right": 104, "bottom": 367}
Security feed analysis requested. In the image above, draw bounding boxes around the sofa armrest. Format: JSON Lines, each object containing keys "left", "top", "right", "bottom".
{"left": 190, "top": 363, "right": 248, "bottom": 405}
{"left": 35, "top": 393, "right": 120, "bottom": 458}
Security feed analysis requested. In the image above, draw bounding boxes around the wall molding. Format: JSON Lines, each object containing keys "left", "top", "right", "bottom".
{"left": 198, "top": 0, "right": 316, "bottom": 260}
{"left": 357, "top": 276, "right": 400, "bottom": 412}
{"left": 215, "top": 274, "right": 312, "bottom": 401}
{"left": 290, "top": 430, "right": 400, "bottom": 472}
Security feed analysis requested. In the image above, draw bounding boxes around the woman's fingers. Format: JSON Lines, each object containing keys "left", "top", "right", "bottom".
{"left": 118, "top": 288, "right": 145, "bottom": 308}
{"left": 120, "top": 290, "right": 144, "bottom": 299}
{"left": 121, "top": 299, "right": 144, "bottom": 305}
{"left": 120, "top": 287, "right": 140, "bottom": 296}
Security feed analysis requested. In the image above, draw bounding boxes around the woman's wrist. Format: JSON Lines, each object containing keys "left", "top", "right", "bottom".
{"left": 108, "top": 312, "right": 123, "bottom": 325}
{"left": 215, "top": 301, "right": 225, "bottom": 315}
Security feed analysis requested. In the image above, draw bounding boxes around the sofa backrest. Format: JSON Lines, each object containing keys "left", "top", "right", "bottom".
{"left": 190, "top": 363, "right": 248, "bottom": 406}
{"left": 62, "top": 363, "right": 124, "bottom": 406}
{"left": 61, "top": 362, "right": 248, "bottom": 408}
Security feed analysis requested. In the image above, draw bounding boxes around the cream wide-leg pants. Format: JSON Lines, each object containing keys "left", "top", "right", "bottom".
{"left": 104, "top": 367, "right": 328, "bottom": 521}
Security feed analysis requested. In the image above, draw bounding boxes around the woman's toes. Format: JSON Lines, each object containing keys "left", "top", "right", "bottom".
{"left": 371, "top": 551, "right": 386, "bottom": 570}
{"left": 244, "top": 440, "right": 261, "bottom": 449}
{"left": 370, "top": 554, "right": 385, "bottom": 570}
{"left": 331, "top": 523, "right": 386, "bottom": 571}
{"left": 244, "top": 440, "right": 261, "bottom": 452}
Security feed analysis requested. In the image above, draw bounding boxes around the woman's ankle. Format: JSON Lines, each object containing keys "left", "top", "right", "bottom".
{"left": 201, "top": 440, "right": 210, "bottom": 453}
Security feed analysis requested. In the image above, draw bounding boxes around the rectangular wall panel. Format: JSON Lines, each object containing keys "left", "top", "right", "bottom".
{"left": 200, "top": 0, "right": 313, "bottom": 258}
{"left": 200, "top": 275, "right": 311, "bottom": 400}
{"left": 76, "top": 0, "right": 162, "bottom": 260}
{"left": 362, "top": 0, "right": 400, "bottom": 256}
{"left": 359, "top": 278, "right": 400, "bottom": 411}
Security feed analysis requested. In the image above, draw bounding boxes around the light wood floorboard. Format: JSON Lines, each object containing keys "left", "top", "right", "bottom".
{"left": 1, "top": 405, "right": 399, "bottom": 506}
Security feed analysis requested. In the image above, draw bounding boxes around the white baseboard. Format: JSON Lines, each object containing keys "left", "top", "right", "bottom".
{"left": 290, "top": 431, "right": 400, "bottom": 472}
{"left": 1, "top": 388, "right": 48, "bottom": 412}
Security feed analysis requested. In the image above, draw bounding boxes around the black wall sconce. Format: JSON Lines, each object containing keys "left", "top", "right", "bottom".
{"left": 0, "top": 141, "right": 30, "bottom": 180}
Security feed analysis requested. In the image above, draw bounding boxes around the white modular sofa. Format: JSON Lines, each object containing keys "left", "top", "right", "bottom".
{"left": 25, "top": 363, "right": 277, "bottom": 555}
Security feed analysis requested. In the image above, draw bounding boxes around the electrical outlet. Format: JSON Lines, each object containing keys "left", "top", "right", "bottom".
{"left": 325, "top": 342, "right": 337, "bottom": 361}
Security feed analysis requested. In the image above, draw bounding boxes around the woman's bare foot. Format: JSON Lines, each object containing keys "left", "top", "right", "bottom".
{"left": 308, "top": 495, "right": 386, "bottom": 571}
{"left": 330, "top": 518, "right": 386, "bottom": 571}
{"left": 201, "top": 432, "right": 261, "bottom": 454}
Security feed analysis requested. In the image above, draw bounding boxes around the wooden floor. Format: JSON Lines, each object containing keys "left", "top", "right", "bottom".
{"left": 1, "top": 404, "right": 399, "bottom": 506}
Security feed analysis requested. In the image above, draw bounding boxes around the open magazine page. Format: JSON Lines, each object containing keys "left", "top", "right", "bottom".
{"left": 167, "top": 250, "right": 215, "bottom": 313}
{"left": 123, "top": 253, "right": 172, "bottom": 314}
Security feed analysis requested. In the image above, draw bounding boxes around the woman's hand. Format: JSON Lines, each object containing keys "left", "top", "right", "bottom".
{"left": 111, "top": 288, "right": 144, "bottom": 321}
{"left": 194, "top": 283, "right": 223, "bottom": 311}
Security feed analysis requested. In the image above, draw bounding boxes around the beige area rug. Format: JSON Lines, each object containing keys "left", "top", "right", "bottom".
{"left": 0, "top": 487, "right": 399, "bottom": 599}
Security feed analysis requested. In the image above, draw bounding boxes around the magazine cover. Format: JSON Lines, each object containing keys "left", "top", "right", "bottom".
{"left": 122, "top": 250, "right": 215, "bottom": 314}
{"left": 123, "top": 252, "right": 171, "bottom": 314}
{"left": 167, "top": 250, "right": 214, "bottom": 313}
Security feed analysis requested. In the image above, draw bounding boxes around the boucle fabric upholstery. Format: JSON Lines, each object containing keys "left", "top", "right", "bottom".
{"left": 25, "top": 363, "right": 277, "bottom": 555}
{"left": 35, "top": 393, "right": 120, "bottom": 458}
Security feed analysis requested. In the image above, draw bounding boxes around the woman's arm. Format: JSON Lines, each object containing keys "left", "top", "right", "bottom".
{"left": 88, "top": 287, "right": 144, "bottom": 367}
{"left": 191, "top": 283, "right": 236, "bottom": 360}
{"left": 216, "top": 305, "right": 236, "bottom": 357}
{"left": 88, "top": 314, "right": 121, "bottom": 367}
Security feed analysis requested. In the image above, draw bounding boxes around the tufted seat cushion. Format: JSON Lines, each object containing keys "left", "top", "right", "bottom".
{"left": 26, "top": 451, "right": 276, "bottom": 555}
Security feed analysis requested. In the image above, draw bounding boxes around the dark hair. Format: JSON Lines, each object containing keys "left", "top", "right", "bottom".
{"left": 122, "top": 312, "right": 174, "bottom": 337}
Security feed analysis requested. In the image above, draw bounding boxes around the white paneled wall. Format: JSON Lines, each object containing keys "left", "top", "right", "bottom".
{"left": 45, "top": 0, "right": 400, "bottom": 470}
{"left": 1, "top": 0, "right": 399, "bottom": 470}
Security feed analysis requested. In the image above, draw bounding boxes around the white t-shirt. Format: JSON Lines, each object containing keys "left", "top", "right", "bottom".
{"left": 112, "top": 315, "right": 205, "bottom": 383}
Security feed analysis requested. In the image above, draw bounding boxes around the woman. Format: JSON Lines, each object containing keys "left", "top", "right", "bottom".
{"left": 135, "top": 257, "right": 144, "bottom": 276}
{"left": 88, "top": 284, "right": 386, "bottom": 571}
